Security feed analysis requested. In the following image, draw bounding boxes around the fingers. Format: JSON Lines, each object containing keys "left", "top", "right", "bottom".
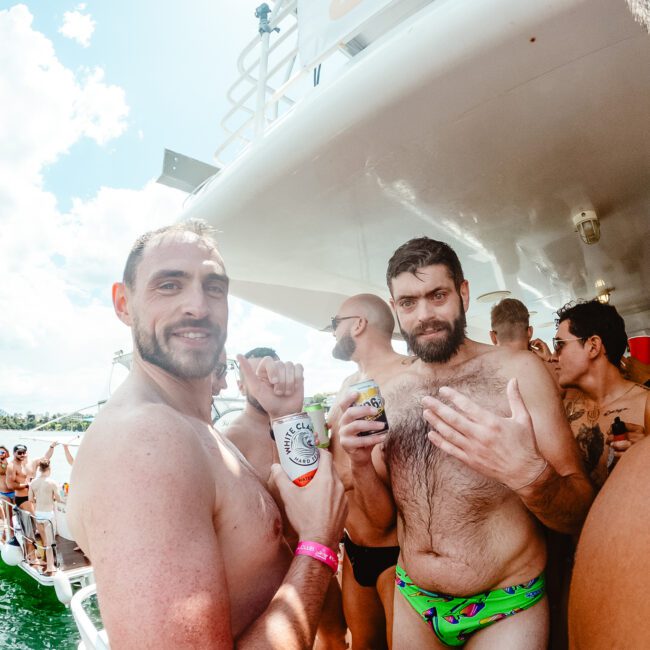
{"left": 427, "top": 429, "right": 470, "bottom": 463}
{"left": 506, "top": 378, "right": 531, "bottom": 424}
{"left": 421, "top": 391, "right": 486, "bottom": 436}
{"left": 423, "top": 408, "right": 469, "bottom": 451}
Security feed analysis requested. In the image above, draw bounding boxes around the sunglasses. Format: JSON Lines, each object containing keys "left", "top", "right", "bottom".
{"left": 15, "top": 450, "right": 26, "bottom": 456}
{"left": 552, "top": 337, "right": 586, "bottom": 353}
{"left": 214, "top": 362, "right": 228, "bottom": 380}
{"left": 330, "top": 315, "right": 360, "bottom": 331}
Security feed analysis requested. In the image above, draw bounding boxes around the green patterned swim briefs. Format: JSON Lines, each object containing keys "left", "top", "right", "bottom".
{"left": 395, "top": 564, "right": 545, "bottom": 647}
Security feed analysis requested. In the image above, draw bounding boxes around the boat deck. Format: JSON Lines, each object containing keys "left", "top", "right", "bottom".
{"left": 56, "top": 536, "right": 91, "bottom": 572}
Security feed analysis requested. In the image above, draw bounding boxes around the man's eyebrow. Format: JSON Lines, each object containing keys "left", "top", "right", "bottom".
{"left": 204, "top": 272, "right": 229, "bottom": 286}
{"left": 147, "top": 270, "right": 191, "bottom": 284}
{"left": 395, "top": 286, "right": 447, "bottom": 301}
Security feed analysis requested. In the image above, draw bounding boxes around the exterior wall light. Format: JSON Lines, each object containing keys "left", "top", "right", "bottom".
{"left": 573, "top": 210, "right": 600, "bottom": 245}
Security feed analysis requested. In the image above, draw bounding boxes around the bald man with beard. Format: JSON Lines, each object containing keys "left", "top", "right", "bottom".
{"left": 328, "top": 293, "right": 412, "bottom": 650}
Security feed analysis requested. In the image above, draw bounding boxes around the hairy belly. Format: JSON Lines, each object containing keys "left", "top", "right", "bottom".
{"left": 393, "top": 468, "right": 546, "bottom": 595}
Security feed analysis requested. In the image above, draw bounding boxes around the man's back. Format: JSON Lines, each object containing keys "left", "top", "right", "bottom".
{"left": 31, "top": 476, "right": 56, "bottom": 510}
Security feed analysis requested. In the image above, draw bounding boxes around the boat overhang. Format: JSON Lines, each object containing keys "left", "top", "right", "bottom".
{"left": 183, "top": 0, "right": 650, "bottom": 339}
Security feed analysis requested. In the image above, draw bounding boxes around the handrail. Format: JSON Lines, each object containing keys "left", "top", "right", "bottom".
{"left": 214, "top": 0, "right": 301, "bottom": 166}
{"left": 70, "top": 584, "right": 111, "bottom": 650}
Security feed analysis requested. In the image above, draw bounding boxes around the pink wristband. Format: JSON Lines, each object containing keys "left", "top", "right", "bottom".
{"left": 295, "top": 541, "right": 338, "bottom": 573}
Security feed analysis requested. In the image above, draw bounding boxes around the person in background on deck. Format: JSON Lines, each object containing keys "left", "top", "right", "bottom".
{"left": 327, "top": 293, "right": 411, "bottom": 650}
{"left": 6, "top": 443, "right": 56, "bottom": 511}
{"left": 0, "top": 446, "right": 15, "bottom": 541}
{"left": 489, "top": 298, "right": 532, "bottom": 352}
{"left": 29, "top": 458, "right": 60, "bottom": 575}
{"left": 67, "top": 220, "right": 347, "bottom": 649}
{"left": 555, "top": 300, "right": 649, "bottom": 489}
{"left": 223, "top": 345, "right": 348, "bottom": 650}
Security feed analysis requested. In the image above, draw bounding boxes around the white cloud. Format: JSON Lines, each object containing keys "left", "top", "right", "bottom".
{"left": 0, "top": 5, "right": 128, "bottom": 183}
{"left": 0, "top": 4, "right": 355, "bottom": 416}
{"left": 58, "top": 7, "right": 95, "bottom": 48}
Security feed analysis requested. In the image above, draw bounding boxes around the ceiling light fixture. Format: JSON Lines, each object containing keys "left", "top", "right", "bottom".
{"left": 476, "top": 290, "right": 511, "bottom": 303}
{"left": 573, "top": 210, "right": 600, "bottom": 245}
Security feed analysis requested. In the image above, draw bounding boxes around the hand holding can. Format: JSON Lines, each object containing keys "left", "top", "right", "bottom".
{"left": 272, "top": 412, "right": 320, "bottom": 486}
{"left": 270, "top": 450, "right": 347, "bottom": 550}
{"left": 349, "top": 380, "right": 389, "bottom": 436}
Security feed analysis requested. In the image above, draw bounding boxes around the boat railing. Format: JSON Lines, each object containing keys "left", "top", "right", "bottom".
{"left": 214, "top": 0, "right": 308, "bottom": 166}
{"left": 1, "top": 497, "right": 61, "bottom": 570}
{"left": 70, "top": 583, "right": 110, "bottom": 650}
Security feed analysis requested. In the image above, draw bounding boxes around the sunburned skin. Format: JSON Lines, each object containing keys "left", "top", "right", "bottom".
{"left": 382, "top": 352, "right": 546, "bottom": 596}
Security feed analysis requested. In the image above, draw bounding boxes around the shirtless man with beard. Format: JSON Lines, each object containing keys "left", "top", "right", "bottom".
{"left": 328, "top": 293, "right": 411, "bottom": 649}
{"left": 339, "top": 237, "right": 594, "bottom": 648}
{"left": 67, "top": 221, "right": 347, "bottom": 649}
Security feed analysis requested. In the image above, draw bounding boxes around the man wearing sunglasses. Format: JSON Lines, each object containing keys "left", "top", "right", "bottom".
{"left": 328, "top": 293, "right": 410, "bottom": 650}
{"left": 555, "top": 300, "right": 650, "bottom": 489}
{"left": 6, "top": 443, "right": 56, "bottom": 511}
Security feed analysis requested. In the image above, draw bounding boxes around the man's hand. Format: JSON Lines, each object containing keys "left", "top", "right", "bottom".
{"left": 237, "top": 354, "right": 304, "bottom": 420}
{"left": 607, "top": 421, "right": 646, "bottom": 458}
{"left": 337, "top": 391, "right": 387, "bottom": 466}
{"left": 422, "top": 378, "right": 548, "bottom": 490}
{"left": 529, "top": 338, "right": 553, "bottom": 362}
{"left": 271, "top": 450, "right": 347, "bottom": 550}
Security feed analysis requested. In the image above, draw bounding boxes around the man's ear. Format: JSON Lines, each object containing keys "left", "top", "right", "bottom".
{"left": 489, "top": 330, "right": 498, "bottom": 346}
{"left": 460, "top": 280, "right": 470, "bottom": 312}
{"left": 588, "top": 335, "right": 604, "bottom": 360}
{"left": 527, "top": 326, "right": 533, "bottom": 341}
{"left": 112, "top": 282, "right": 132, "bottom": 326}
{"left": 353, "top": 317, "right": 367, "bottom": 337}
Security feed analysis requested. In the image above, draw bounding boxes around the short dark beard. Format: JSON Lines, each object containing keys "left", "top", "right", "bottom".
{"left": 401, "top": 310, "right": 466, "bottom": 363}
{"left": 332, "top": 334, "right": 356, "bottom": 361}
{"left": 134, "top": 316, "right": 224, "bottom": 380}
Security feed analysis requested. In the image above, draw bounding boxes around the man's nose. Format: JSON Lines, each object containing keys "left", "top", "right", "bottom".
{"left": 182, "top": 283, "right": 209, "bottom": 318}
{"left": 415, "top": 299, "right": 434, "bottom": 322}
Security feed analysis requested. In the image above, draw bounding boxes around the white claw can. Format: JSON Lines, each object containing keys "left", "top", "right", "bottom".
{"left": 271, "top": 412, "right": 320, "bottom": 486}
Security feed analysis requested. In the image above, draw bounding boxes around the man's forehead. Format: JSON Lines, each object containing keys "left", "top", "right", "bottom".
{"left": 557, "top": 320, "right": 571, "bottom": 335}
{"left": 140, "top": 232, "right": 225, "bottom": 273}
{"left": 392, "top": 264, "right": 455, "bottom": 291}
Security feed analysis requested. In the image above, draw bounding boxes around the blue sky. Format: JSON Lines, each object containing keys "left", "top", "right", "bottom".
{"left": 0, "top": 1, "right": 360, "bottom": 414}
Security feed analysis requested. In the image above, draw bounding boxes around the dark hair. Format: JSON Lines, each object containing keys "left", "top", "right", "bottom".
{"left": 491, "top": 299, "right": 530, "bottom": 340}
{"left": 38, "top": 459, "right": 50, "bottom": 472}
{"left": 556, "top": 300, "right": 628, "bottom": 366}
{"left": 123, "top": 219, "right": 221, "bottom": 289}
{"left": 244, "top": 347, "right": 279, "bottom": 360}
{"left": 386, "top": 237, "right": 465, "bottom": 292}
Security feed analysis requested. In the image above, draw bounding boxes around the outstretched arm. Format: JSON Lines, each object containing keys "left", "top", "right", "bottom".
{"left": 423, "top": 356, "right": 594, "bottom": 535}
{"left": 63, "top": 445, "right": 75, "bottom": 466}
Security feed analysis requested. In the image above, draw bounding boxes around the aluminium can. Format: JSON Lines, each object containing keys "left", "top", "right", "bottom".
{"left": 271, "top": 412, "right": 320, "bottom": 486}
{"left": 349, "top": 379, "right": 389, "bottom": 436}
{"left": 304, "top": 402, "right": 330, "bottom": 448}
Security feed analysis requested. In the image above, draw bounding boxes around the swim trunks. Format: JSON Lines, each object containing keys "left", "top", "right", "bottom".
{"left": 1, "top": 491, "right": 15, "bottom": 500}
{"left": 34, "top": 510, "right": 55, "bottom": 523}
{"left": 14, "top": 495, "right": 29, "bottom": 507}
{"left": 395, "top": 564, "right": 545, "bottom": 647}
{"left": 343, "top": 531, "right": 400, "bottom": 587}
